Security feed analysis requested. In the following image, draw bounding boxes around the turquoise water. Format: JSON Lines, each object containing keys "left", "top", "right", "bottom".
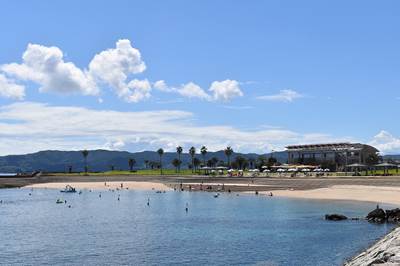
{"left": 0, "top": 188, "right": 394, "bottom": 265}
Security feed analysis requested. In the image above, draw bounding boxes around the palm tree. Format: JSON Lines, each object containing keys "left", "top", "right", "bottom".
{"left": 128, "top": 158, "right": 136, "bottom": 172}
{"left": 200, "top": 146, "right": 207, "bottom": 166}
{"left": 157, "top": 148, "right": 164, "bottom": 175}
{"left": 224, "top": 146, "right": 233, "bottom": 168}
{"left": 172, "top": 158, "right": 181, "bottom": 173}
{"left": 193, "top": 157, "right": 201, "bottom": 172}
{"left": 176, "top": 146, "right": 183, "bottom": 172}
{"left": 189, "top": 146, "right": 196, "bottom": 173}
{"left": 82, "top": 149, "right": 89, "bottom": 174}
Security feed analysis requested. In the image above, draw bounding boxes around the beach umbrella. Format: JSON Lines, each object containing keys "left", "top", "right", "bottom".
{"left": 263, "top": 169, "right": 270, "bottom": 173}
{"left": 346, "top": 163, "right": 366, "bottom": 175}
{"left": 288, "top": 168, "right": 297, "bottom": 172}
{"left": 324, "top": 168, "right": 330, "bottom": 172}
{"left": 347, "top": 163, "right": 366, "bottom": 168}
{"left": 253, "top": 169, "right": 260, "bottom": 172}
{"left": 374, "top": 162, "right": 397, "bottom": 167}
{"left": 301, "top": 168, "right": 310, "bottom": 172}
{"left": 375, "top": 162, "right": 397, "bottom": 175}
{"left": 261, "top": 166, "right": 269, "bottom": 169}
{"left": 277, "top": 168, "right": 285, "bottom": 172}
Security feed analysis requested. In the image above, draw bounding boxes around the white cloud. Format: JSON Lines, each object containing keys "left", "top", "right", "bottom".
{"left": 177, "top": 82, "right": 210, "bottom": 100}
{"left": 257, "top": 89, "right": 303, "bottom": 102}
{"left": 369, "top": 130, "right": 400, "bottom": 154}
{"left": 2, "top": 43, "right": 98, "bottom": 95}
{"left": 0, "top": 101, "right": 351, "bottom": 155}
{"left": 153, "top": 80, "right": 173, "bottom": 92}
{"left": 153, "top": 79, "right": 243, "bottom": 102}
{"left": 209, "top": 79, "right": 243, "bottom": 101}
{"left": 124, "top": 79, "right": 151, "bottom": 102}
{"left": 0, "top": 40, "right": 246, "bottom": 104}
{"left": 0, "top": 74, "right": 25, "bottom": 100}
{"left": 88, "top": 39, "right": 147, "bottom": 101}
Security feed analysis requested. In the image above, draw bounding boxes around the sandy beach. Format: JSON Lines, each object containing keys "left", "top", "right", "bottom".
{"left": 27, "top": 181, "right": 171, "bottom": 191}
{"left": 272, "top": 185, "right": 400, "bottom": 206}
{"left": 24, "top": 179, "right": 400, "bottom": 206}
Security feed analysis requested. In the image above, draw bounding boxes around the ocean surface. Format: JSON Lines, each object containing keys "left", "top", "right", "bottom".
{"left": 0, "top": 188, "right": 394, "bottom": 266}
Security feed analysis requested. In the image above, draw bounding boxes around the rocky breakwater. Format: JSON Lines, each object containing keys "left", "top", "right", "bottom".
{"left": 344, "top": 207, "right": 400, "bottom": 265}
{"left": 344, "top": 226, "right": 400, "bottom": 265}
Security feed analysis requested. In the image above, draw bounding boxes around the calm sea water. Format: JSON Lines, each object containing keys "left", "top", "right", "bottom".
{"left": 0, "top": 188, "right": 394, "bottom": 266}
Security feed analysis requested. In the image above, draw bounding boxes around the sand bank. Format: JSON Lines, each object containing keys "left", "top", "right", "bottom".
{"left": 26, "top": 181, "right": 171, "bottom": 191}
{"left": 272, "top": 185, "right": 400, "bottom": 206}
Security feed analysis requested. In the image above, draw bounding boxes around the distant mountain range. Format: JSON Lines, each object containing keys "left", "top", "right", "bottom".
{"left": 0, "top": 150, "right": 288, "bottom": 173}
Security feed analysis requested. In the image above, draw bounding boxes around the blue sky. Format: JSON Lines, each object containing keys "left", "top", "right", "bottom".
{"left": 0, "top": 0, "right": 399, "bottom": 155}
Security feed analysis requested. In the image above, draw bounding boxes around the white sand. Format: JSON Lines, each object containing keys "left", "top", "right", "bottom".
{"left": 26, "top": 181, "right": 171, "bottom": 191}
{"left": 272, "top": 185, "right": 400, "bottom": 206}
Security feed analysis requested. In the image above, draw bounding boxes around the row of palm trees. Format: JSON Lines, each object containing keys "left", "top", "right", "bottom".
{"left": 156, "top": 146, "right": 234, "bottom": 174}
{"left": 80, "top": 146, "right": 236, "bottom": 175}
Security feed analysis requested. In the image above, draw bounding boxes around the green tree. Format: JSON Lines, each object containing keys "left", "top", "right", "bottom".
{"left": 189, "top": 146, "right": 196, "bottom": 173}
{"left": 144, "top": 160, "right": 149, "bottom": 169}
{"left": 248, "top": 158, "right": 256, "bottom": 169}
{"left": 211, "top": 157, "right": 219, "bottom": 167}
{"left": 257, "top": 156, "right": 267, "bottom": 169}
{"left": 81, "top": 149, "right": 89, "bottom": 174}
{"left": 224, "top": 146, "right": 233, "bottom": 168}
{"left": 172, "top": 158, "right": 181, "bottom": 173}
{"left": 176, "top": 146, "right": 183, "bottom": 172}
{"left": 128, "top": 158, "right": 136, "bottom": 172}
{"left": 200, "top": 146, "right": 208, "bottom": 166}
{"left": 157, "top": 148, "right": 164, "bottom": 175}
{"left": 235, "top": 156, "right": 248, "bottom": 170}
{"left": 193, "top": 157, "right": 201, "bottom": 172}
{"left": 267, "top": 157, "right": 277, "bottom": 167}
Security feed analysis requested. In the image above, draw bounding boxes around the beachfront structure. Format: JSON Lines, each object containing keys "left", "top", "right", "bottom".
{"left": 286, "top": 143, "right": 379, "bottom": 171}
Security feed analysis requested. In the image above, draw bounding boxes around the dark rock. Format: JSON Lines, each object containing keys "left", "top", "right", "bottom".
{"left": 366, "top": 208, "right": 386, "bottom": 222}
{"left": 325, "top": 214, "right": 348, "bottom": 221}
{"left": 386, "top": 208, "right": 400, "bottom": 222}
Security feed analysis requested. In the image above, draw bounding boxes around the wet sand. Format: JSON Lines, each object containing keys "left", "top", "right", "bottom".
{"left": 27, "top": 181, "right": 171, "bottom": 191}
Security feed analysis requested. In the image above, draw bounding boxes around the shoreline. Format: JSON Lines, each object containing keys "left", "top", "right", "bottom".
{"left": 26, "top": 181, "right": 171, "bottom": 191}
{"left": 22, "top": 179, "right": 400, "bottom": 206}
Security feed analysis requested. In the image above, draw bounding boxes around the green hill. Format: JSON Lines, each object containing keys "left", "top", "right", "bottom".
{"left": 0, "top": 149, "right": 288, "bottom": 173}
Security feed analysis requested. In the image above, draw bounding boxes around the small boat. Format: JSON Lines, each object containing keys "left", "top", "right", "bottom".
{"left": 56, "top": 199, "right": 64, "bottom": 204}
{"left": 214, "top": 193, "right": 219, "bottom": 198}
{"left": 60, "top": 185, "right": 76, "bottom": 193}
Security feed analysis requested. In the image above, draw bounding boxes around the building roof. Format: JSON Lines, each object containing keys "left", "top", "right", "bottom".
{"left": 286, "top": 142, "right": 378, "bottom": 152}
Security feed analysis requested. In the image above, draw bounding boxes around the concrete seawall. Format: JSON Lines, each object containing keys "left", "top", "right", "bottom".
{"left": 345, "top": 226, "right": 400, "bottom": 265}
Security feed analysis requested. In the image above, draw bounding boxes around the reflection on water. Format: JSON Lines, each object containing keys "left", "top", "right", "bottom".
{"left": 0, "top": 188, "right": 394, "bottom": 265}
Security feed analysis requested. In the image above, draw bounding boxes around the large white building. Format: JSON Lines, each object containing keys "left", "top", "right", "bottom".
{"left": 286, "top": 143, "right": 379, "bottom": 170}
